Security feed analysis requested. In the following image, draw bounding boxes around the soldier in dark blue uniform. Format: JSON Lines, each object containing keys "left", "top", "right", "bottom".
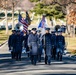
{"left": 37, "top": 30, "right": 43, "bottom": 62}
{"left": 15, "top": 30, "right": 24, "bottom": 61}
{"left": 28, "top": 28, "right": 38, "bottom": 65}
{"left": 42, "top": 28, "right": 52, "bottom": 65}
{"left": 8, "top": 30, "right": 16, "bottom": 59}
{"left": 23, "top": 30, "right": 32, "bottom": 57}
{"left": 51, "top": 31, "right": 56, "bottom": 60}
{"left": 56, "top": 30, "right": 65, "bottom": 61}
{"left": 24, "top": 31, "right": 29, "bottom": 57}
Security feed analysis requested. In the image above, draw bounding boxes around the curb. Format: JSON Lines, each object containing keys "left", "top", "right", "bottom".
{"left": 71, "top": 55, "right": 76, "bottom": 59}
{"left": 0, "top": 40, "right": 7, "bottom": 47}
{"left": 64, "top": 51, "right": 76, "bottom": 60}
{"left": 66, "top": 54, "right": 76, "bottom": 60}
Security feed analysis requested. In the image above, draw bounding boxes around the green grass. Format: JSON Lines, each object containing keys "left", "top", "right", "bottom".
{"left": 65, "top": 37, "right": 76, "bottom": 55}
{"left": 0, "top": 30, "right": 11, "bottom": 44}
{"left": 65, "top": 37, "right": 76, "bottom": 49}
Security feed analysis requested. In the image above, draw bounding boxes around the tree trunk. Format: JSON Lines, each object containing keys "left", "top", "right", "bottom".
{"left": 5, "top": 9, "right": 8, "bottom": 34}
{"left": 66, "top": 6, "right": 70, "bottom": 35}
{"left": 12, "top": 3, "right": 14, "bottom": 30}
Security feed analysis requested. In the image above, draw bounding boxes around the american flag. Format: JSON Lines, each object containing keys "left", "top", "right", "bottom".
{"left": 18, "top": 13, "right": 28, "bottom": 33}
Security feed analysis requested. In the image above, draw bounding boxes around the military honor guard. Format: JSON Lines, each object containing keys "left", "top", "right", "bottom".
{"left": 8, "top": 26, "right": 66, "bottom": 65}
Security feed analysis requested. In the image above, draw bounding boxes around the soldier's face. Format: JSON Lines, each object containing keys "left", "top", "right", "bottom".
{"left": 14, "top": 31, "right": 16, "bottom": 34}
{"left": 12, "top": 31, "right": 15, "bottom": 34}
{"left": 56, "top": 32, "right": 59, "bottom": 35}
{"left": 59, "top": 33, "right": 62, "bottom": 35}
{"left": 45, "top": 30, "right": 49, "bottom": 33}
{"left": 32, "top": 30, "right": 36, "bottom": 34}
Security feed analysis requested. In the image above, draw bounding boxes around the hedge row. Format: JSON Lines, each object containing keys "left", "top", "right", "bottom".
{"left": 0, "top": 13, "right": 18, "bottom": 17}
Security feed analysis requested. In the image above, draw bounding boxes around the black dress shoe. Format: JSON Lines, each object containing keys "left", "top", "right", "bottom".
{"left": 38, "top": 60, "right": 41, "bottom": 62}
{"left": 60, "top": 59, "right": 62, "bottom": 61}
{"left": 45, "top": 62, "right": 47, "bottom": 64}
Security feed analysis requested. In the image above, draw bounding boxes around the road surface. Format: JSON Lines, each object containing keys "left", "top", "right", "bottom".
{"left": 0, "top": 43, "right": 76, "bottom": 75}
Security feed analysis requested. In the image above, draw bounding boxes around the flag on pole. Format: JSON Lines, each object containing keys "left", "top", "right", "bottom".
{"left": 18, "top": 12, "right": 22, "bottom": 22}
{"left": 18, "top": 13, "right": 28, "bottom": 32}
{"left": 38, "top": 15, "right": 47, "bottom": 28}
{"left": 38, "top": 15, "right": 47, "bottom": 35}
{"left": 25, "top": 11, "right": 31, "bottom": 25}
{"left": 38, "top": 15, "right": 47, "bottom": 54}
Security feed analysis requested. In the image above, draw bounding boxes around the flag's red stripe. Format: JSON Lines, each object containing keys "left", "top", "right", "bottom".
{"left": 20, "top": 19, "right": 28, "bottom": 32}
{"left": 21, "top": 20, "right": 28, "bottom": 26}
{"left": 23, "top": 24, "right": 28, "bottom": 28}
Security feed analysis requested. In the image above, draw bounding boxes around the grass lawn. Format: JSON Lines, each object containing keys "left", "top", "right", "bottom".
{"left": 0, "top": 30, "right": 11, "bottom": 44}
{"left": 65, "top": 36, "right": 76, "bottom": 54}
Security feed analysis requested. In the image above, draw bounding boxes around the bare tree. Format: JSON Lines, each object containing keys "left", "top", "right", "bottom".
{"left": 16, "top": 0, "right": 34, "bottom": 11}
{"left": 0, "top": 0, "right": 9, "bottom": 34}
{"left": 0, "top": 0, "right": 19, "bottom": 34}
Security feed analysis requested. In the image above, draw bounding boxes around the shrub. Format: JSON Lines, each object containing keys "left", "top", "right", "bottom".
{"left": 0, "top": 13, "right": 5, "bottom": 17}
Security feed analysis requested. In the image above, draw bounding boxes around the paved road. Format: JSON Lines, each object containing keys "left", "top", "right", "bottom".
{"left": 0, "top": 43, "right": 76, "bottom": 75}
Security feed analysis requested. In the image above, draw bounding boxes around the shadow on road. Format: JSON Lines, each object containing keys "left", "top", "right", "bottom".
{"left": 0, "top": 53, "right": 76, "bottom": 74}
{"left": 0, "top": 53, "right": 31, "bottom": 70}
{"left": 0, "top": 54, "right": 11, "bottom": 58}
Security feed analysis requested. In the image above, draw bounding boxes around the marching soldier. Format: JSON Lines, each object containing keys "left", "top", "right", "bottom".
{"left": 51, "top": 31, "right": 56, "bottom": 59}
{"left": 37, "top": 30, "right": 43, "bottom": 62}
{"left": 28, "top": 28, "right": 38, "bottom": 65}
{"left": 15, "top": 30, "right": 24, "bottom": 61}
{"left": 24, "top": 31, "right": 29, "bottom": 57}
{"left": 42, "top": 28, "right": 52, "bottom": 65}
{"left": 8, "top": 30, "right": 16, "bottom": 59}
{"left": 56, "top": 30, "right": 65, "bottom": 61}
